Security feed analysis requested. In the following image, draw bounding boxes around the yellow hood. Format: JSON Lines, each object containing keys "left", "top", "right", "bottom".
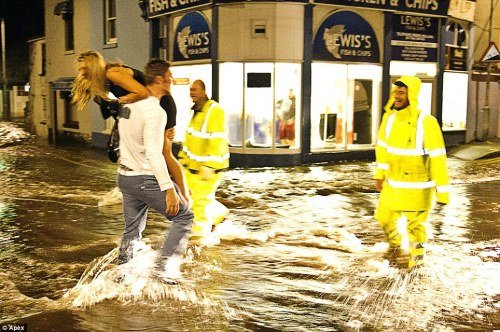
{"left": 384, "top": 76, "right": 422, "bottom": 114}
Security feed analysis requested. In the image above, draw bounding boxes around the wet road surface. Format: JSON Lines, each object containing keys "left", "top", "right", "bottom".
{"left": 0, "top": 134, "right": 499, "bottom": 332}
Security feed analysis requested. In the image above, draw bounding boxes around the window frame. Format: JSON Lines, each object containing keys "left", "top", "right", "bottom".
{"left": 444, "top": 21, "right": 468, "bottom": 49}
{"left": 63, "top": 13, "right": 74, "bottom": 52}
{"left": 104, "top": 0, "right": 117, "bottom": 45}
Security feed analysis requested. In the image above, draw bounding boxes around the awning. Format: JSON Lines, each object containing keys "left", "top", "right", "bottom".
{"left": 54, "top": 0, "right": 73, "bottom": 16}
{"left": 51, "top": 77, "right": 75, "bottom": 91}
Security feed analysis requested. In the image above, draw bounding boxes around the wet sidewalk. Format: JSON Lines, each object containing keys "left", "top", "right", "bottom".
{"left": 449, "top": 137, "right": 500, "bottom": 160}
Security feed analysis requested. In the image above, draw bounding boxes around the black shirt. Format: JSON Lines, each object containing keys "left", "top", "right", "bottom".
{"left": 108, "top": 66, "right": 177, "bottom": 130}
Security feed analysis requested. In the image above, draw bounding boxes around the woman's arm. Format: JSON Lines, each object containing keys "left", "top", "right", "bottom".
{"left": 106, "top": 67, "right": 149, "bottom": 104}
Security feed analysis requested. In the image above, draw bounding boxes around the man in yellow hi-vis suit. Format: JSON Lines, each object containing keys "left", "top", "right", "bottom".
{"left": 178, "top": 80, "right": 230, "bottom": 238}
{"left": 374, "top": 76, "right": 450, "bottom": 269}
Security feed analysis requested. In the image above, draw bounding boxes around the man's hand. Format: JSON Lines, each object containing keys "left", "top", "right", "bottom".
{"left": 199, "top": 165, "right": 215, "bottom": 181}
{"left": 93, "top": 96, "right": 112, "bottom": 119}
{"left": 165, "top": 127, "right": 175, "bottom": 141}
{"left": 165, "top": 188, "right": 180, "bottom": 216}
{"left": 374, "top": 179, "right": 383, "bottom": 192}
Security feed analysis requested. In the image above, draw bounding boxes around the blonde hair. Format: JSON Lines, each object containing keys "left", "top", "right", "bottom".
{"left": 71, "top": 51, "right": 122, "bottom": 110}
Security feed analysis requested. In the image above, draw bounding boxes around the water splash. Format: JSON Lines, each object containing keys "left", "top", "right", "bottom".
{"left": 325, "top": 241, "right": 500, "bottom": 331}
{"left": 97, "top": 187, "right": 122, "bottom": 207}
{"left": 63, "top": 243, "right": 204, "bottom": 308}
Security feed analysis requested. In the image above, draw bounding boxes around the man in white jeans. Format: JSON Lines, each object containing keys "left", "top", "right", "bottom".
{"left": 117, "top": 59, "right": 193, "bottom": 281}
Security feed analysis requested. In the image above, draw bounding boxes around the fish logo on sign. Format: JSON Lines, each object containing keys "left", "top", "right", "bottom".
{"left": 173, "top": 11, "right": 211, "bottom": 62}
{"left": 313, "top": 10, "right": 380, "bottom": 63}
{"left": 177, "top": 26, "right": 191, "bottom": 59}
{"left": 481, "top": 42, "right": 500, "bottom": 63}
{"left": 323, "top": 25, "right": 346, "bottom": 59}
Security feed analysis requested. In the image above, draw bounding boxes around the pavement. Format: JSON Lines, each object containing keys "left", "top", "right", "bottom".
{"left": 448, "top": 137, "right": 500, "bottom": 160}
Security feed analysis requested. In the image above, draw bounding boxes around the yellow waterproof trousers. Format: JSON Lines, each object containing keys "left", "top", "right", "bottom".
{"left": 375, "top": 203, "right": 429, "bottom": 268}
{"left": 184, "top": 170, "right": 229, "bottom": 236}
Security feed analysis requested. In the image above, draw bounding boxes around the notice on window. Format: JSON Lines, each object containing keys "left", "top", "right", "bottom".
{"left": 391, "top": 14, "right": 439, "bottom": 62}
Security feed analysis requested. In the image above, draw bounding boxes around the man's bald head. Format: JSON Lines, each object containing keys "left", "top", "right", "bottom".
{"left": 190, "top": 79, "right": 208, "bottom": 107}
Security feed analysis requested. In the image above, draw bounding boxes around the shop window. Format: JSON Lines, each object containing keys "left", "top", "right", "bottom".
{"left": 170, "top": 64, "right": 212, "bottom": 142}
{"left": 220, "top": 63, "right": 245, "bottom": 146}
{"left": 104, "top": 0, "right": 117, "bottom": 44}
{"left": 442, "top": 72, "right": 467, "bottom": 131}
{"left": 444, "top": 21, "right": 469, "bottom": 71}
{"left": 444, "top": 22, "right": 468, "bottom": 48}
{"left": 311, "top": 63, "right": 381, "bottom": 151}
{"left": 219, "top": 62, "right": 301, "bottom": 150}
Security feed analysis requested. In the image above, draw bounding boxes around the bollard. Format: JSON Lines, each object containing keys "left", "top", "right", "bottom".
{"left": 478, "top": 106, "right": 490, "bottom": 142}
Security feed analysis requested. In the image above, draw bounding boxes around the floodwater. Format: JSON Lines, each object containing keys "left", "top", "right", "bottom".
{"left": 0, "top": 128, "right": 499, "bottom": 331}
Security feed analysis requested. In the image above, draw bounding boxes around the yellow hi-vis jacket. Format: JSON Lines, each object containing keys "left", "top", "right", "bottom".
{"left": 374, "top": 76, "right": 450, "bottom": 211}
{"left": 178, "top": 100, "right": 230, "bottom": 171}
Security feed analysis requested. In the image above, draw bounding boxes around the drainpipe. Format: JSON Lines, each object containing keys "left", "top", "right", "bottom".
{"left": 1, "top": 18, "right": 9, "bottom": 120}
{"left": 479, "top": 0, "right": 494, "bottom": 141}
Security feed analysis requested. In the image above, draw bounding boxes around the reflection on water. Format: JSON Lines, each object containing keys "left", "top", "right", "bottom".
{"left": 0, "top": 139, "right": 499, "bottom": 331}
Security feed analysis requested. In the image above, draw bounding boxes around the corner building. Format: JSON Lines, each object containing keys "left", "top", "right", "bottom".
{"left": 144, "top": 0, "right": 474, "bottom": 167}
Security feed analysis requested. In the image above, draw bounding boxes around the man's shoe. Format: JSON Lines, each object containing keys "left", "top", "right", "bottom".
{"left": 155, "top": 256, "right": 182, "bottom": 284}
{"left": 383, "top": 247, "right": 407, "bottom": 268}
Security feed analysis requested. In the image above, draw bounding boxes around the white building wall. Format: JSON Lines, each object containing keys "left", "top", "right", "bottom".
{"left": 218, "top": 3, "right": 304, "bottom": 62}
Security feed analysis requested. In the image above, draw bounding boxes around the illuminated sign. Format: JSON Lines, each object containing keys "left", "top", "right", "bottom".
{"left": 173, "top": 11, "right": 211, "bottom": 62}
{"left": 313, "top": 0, "right": 450, "bottom": 17}
{"left": 313, "top": 11, "right": 380, "bottom": 63}
{"left": 147, "top": 0, "right": 211, "bottom": 17}
{"left": 391, "top": 14, "right": 439, "bottom": 62}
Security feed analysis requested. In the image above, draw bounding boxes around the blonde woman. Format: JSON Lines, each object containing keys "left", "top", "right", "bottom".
{"left": 72, "top": 50, "right": 149, "bottom": 114}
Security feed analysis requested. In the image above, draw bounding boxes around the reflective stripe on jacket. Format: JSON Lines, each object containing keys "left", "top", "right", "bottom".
{"left": 178, "top": 100, "right": 230, "bottom": 171}
{"left": 374, "top": 76, "right": 450, "bottom": 210}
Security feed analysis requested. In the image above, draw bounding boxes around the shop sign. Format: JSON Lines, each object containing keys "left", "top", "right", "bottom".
{"left": 173, "top": 11, "right": 211, "bottom": 62}
{"left": 391, "top": 14, "right": 438, "bottom": 62}
{"left": 313, "top": 11, "right": 380, "bottom": 63}
{"left": 216, "top": 0, "right": 307, "bottom": 3}
{"left": 447, "top": 0, "right": 476, "bottom": 22}
{"left": 313, "top": 0, "right": 450, "bottom": 16}
{"left": 147, "top": 0, "right": 211, "bottom": 18}
{"left": 446, "top": 46, "right": 467, "bottom": 71}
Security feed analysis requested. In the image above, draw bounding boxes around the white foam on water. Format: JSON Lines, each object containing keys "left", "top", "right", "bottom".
{"left": 212, "top": 220, "right": 275, "bottom": 244}
{"left": 97, "top": 186, "right": 123, "bottom": 207}
{"left": 331, "top": 240, "right": 500, "bottom": 331}
{"left": 309, "top": 228, "right": 365, "bottom": 253}
{"left": 63, "top": 243, "right": 204, "bottom": 308}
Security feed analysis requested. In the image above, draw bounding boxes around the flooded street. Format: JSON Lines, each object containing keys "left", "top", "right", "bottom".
{"left": 0, "top": 130, "right": 499, "bottom": 331}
